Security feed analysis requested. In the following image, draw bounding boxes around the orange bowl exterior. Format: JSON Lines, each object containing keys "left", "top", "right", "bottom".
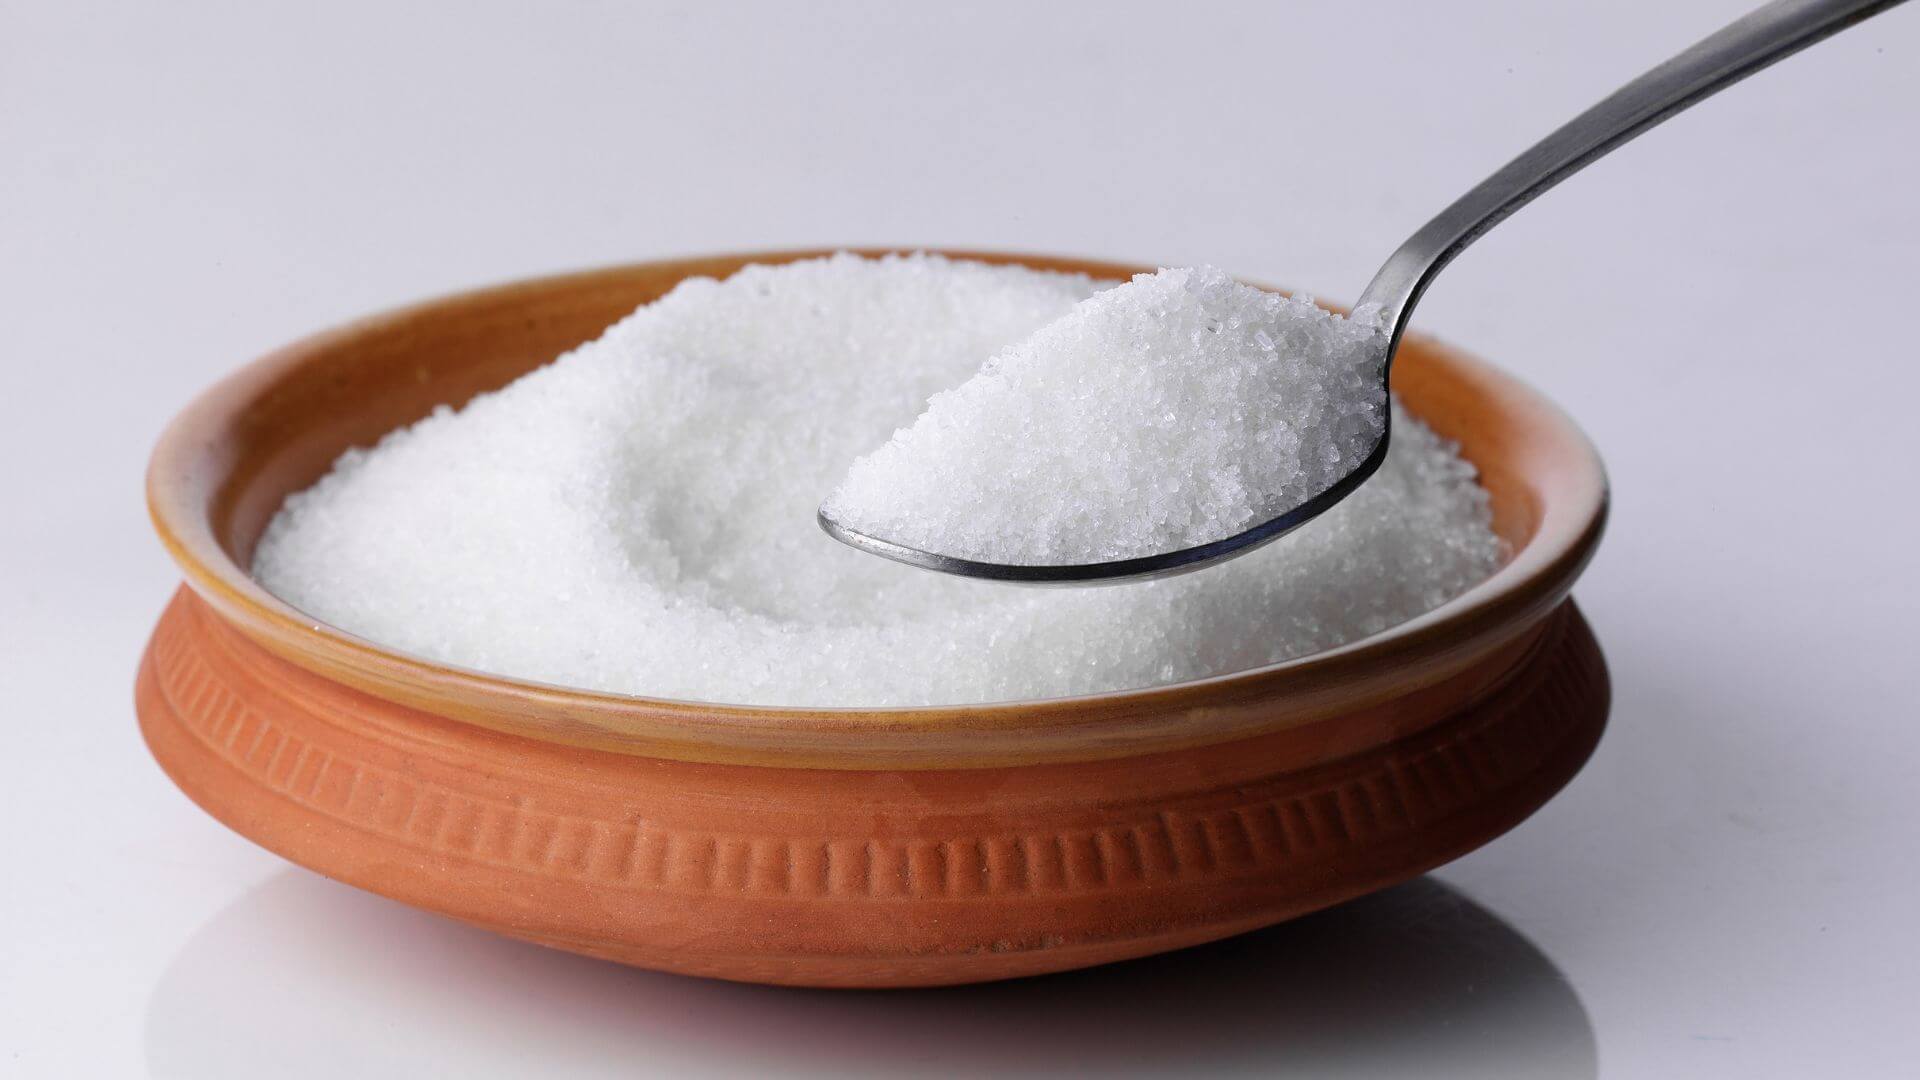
{"left": 137, "top": 251, "right": 1609, "bottom": 987}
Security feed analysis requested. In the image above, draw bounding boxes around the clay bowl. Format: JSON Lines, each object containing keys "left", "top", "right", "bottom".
{"left": 138, "top": 249, "right": 1609, "bottom": 988}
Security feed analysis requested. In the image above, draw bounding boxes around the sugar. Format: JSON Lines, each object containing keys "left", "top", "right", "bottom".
{"left": 253, "top": 253, "right": 1501, "bottom": 708}
{"left": 822, "top": 266, "right": 1389, "bottom": 564}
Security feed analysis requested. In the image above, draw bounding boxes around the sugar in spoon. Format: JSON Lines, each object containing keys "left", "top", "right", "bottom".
{"left": 820, "top": 0, "right": 1906, "bottom": 584}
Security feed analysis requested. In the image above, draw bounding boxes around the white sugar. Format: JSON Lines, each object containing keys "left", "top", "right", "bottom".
{"left": 253, "top": 254, "right": 1500, "bottom": 708}
{"left": 823, "top": 266, "right": 1388, "bottom": 564}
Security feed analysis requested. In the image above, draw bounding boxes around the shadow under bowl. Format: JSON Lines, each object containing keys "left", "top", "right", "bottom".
{"left": 137, "top": 249, "right": 1610, "bottom": 988}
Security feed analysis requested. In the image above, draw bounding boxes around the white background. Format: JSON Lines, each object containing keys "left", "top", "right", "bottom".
{"left": 4, "top": 1, "right": 1918, "bottom": 1076}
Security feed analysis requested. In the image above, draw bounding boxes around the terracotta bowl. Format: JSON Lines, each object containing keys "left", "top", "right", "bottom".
{"left": 138, "top": 250, "right": 1610, "bottom": 988}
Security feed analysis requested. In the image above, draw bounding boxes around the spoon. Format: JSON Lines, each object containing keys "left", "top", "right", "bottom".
{"left": 821, "top": 0, "right": 1905, "bottom": 585}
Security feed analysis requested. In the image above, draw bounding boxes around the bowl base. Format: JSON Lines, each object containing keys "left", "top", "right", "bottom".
{"left": 138, "top": 589, "right": 1606, "bottom": 988}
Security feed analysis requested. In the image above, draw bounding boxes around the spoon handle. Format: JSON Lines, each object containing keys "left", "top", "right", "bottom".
{"left": 1357, "top": 0, "right": 1906, "bottom": 354}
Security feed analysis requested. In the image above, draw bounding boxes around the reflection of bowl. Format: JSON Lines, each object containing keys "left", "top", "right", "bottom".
{"left": 137, "top": 250, "right": 1609, "bottom": 988}
{"left": 148, "top": 872, "right": 1596, "bottom": 1077}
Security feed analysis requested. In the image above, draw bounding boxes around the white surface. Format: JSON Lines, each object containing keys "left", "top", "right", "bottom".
{"left": 252, "top": 253, "right": 1493, "bottom": 707}
{"left": 3, "top": 1, "right": 1916, "bottom": 1075}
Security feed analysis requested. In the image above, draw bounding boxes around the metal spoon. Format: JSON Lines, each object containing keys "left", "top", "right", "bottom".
{"left": 821, "top": 0, "right": 1905, "bottom": 585}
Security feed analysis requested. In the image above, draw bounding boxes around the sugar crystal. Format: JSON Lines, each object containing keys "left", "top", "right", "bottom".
{"left": 824, "top": 266, "right": 1389, "bottom": 563}
{"left": 253, "top": 254, "right": 1499, "bottom": 707}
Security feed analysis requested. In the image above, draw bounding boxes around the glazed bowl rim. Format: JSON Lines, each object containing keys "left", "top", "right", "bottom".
{"left": 147, "top": 248, "right": 1608, "bottom": 767}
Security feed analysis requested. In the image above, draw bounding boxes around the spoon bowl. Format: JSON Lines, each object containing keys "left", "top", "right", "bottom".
{"left": 817, "top": 404, "right": 1390, "bottom": 585}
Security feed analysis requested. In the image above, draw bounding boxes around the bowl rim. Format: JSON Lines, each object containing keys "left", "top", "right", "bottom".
{"left": 147, "top": 248, "right": 1608, "bottom": 768}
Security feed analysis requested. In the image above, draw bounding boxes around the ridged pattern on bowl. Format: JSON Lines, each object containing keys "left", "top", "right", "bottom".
{"left": 140, "top": 589, "right": 1605, "bottom": 987}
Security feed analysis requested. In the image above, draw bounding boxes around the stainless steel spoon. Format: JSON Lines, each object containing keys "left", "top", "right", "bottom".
{"left": 821, "top": 0, "right": 1905, "bottom": 585}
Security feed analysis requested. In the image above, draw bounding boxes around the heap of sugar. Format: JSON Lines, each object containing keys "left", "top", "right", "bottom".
{"left": 823, "top": 266, "right": 1388, "bottom": 564}
{"left": 253, "top": 253, "right": 1500, "bottom": 708}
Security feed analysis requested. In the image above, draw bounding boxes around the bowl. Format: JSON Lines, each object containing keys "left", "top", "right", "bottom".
{"left": 137, "top": 250, "right": 1609, "bottom": 988}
